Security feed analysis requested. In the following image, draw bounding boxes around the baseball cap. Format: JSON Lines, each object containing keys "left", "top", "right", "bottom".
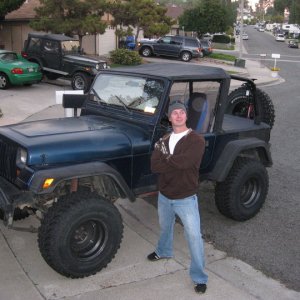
{"left": 168, "top": 100, "right": 187, "bottom": 117}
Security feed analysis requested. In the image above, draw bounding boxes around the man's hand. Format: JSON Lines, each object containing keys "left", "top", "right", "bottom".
{"left": 155, "top": 138, "right": 169, "bottom": 155}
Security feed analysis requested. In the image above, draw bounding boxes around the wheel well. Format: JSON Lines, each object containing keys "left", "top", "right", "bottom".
{"left": 37, "top": 174, "right": 126, "bottom": 209}
{"left": 238, "top": 147, "right": 271, "bottom": 166}
{"left": 180, "top": 50, "right": 192, "bottom": 56}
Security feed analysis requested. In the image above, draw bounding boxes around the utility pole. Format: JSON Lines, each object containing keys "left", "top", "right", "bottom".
{"left": 239, "top": 0, "right": 244, "bottom": 59}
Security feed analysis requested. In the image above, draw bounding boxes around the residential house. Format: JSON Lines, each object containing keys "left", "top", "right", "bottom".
{"left": 0, "top": 0, "right": 117, "bottom": 55}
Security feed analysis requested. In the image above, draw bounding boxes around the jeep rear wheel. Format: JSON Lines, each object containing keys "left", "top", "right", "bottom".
{"left": 181, "top": 51, "right": 192, "bottom": 62}
{"left": 140, "top": 47, "right": 152, "bottom": 57}
{"left": 215, "top": 158, "right": 269, "bottom": 221}
{"left": 38, "top": 192, "right": 123, "bottom": 278}
{"left": 227, "top": 87, "right": 275, "bottom": 128}
{"left": 71, "top": 72, "right": 91, "bottom": 92}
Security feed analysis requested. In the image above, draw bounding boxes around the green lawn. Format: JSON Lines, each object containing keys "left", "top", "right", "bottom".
{"left": 209, "top": 53, "right": 236, "bottom": 62}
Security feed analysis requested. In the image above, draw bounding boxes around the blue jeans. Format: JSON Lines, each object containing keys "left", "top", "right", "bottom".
{"left": 155, "top": 192, "right": 208, "bottom": 284}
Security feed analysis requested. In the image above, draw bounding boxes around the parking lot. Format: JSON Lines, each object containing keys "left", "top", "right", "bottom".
{"left": 0, "top": 79, "right": 69, "bottom": 126}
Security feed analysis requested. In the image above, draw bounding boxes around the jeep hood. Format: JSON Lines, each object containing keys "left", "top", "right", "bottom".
{"left": 64, "top": 54, "right": 105, "bottom": 65}
{"left": 2, "top": 116, "right": 150, "bottom": 166}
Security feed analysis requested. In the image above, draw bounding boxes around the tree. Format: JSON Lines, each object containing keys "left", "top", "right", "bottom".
{"left": 274, "top": 0, "right": 300, "bottom": 23}
{"left": 109, "top": 0, "right": 173, "bottom": 42}
{"left": 179, "top": 0, "right": 231, "bottom": 37}
{"left": 0, "top": 0, "right": 26, "bottom": 20}
{"left": 30, "top": 0, "right": 107, "bottom": 47}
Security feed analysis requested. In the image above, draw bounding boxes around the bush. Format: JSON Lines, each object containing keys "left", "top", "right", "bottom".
{"left": 212, "top": 34, "right": 231, "bottom": 44}
{"left": 109, "top": 48, "right": 142, "bottom": 65}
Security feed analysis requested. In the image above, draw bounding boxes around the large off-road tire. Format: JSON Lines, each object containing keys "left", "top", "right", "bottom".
{"left": 38, "top": 192, "right": 123, "bottom": 278}
{"left": 0, "top": 73, "right": 10, "bottom": 89}
{"left": 180, "top": 51, "right": 192, "bottom": 62}
{"left": 0, "top": 208, "right": 30, "bottom": 221}
{"left": 140, "top": 46, "right": 152, "bottom": 57}
{"left": 215, "top": 158, "right": 269, "bottom": 221}
{"left": 226, "top": 87, "right": 275, "bottom": 128}
{"left": 71, "top": 72, "right": 91, "bottom": 92}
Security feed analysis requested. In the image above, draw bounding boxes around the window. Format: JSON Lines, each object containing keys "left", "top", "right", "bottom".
{"left": 169, "top": 81, "right": 220, "bottom": 133}
{"left": 27, "top": 37, "right": 41, "bottom": 51}
{"left": 160, "top": 36, "right": 172, "bottom": 44}
{"left": 171, "top": 37, "right": 183, "bottom": 45}
{"left": 91, "top": 74, "right": 165, "bottom": 115}
{"left": 43, "top": 40, "right": 59, "bottom": 53}
{"left": 185, "top": 38, "right": 199, "bottom": 47}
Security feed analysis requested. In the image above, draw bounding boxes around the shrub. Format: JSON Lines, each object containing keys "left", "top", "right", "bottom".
{"left": 109, "top": 48, "right": 142, "bottom": 65}
{"left": 212, "top": 34, "right": 231, "bottom": 44}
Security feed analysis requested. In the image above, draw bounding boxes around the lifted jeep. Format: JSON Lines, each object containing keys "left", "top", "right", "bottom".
{"left": 22, "top": 33, "right": 109, "bottom": 92}
{"left": 0, "top": 63, "right": 274, "bottom": 278}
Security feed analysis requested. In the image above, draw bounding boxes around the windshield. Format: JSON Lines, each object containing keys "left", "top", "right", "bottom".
{"left": 61, "top": 40, "right": 80, "bottom": 53}
{"left": 91, "top": 73, "right": 165, "bottom": 114}
{"left": 0, "top": 52, "right": 18, "bottom": 62}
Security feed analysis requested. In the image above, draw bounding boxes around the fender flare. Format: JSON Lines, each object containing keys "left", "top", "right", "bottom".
{"left": 28, "top": 162, "right": 135, "bottom": 201}
{"left": 209, "top": 138, "right": 272, "bottom": 182}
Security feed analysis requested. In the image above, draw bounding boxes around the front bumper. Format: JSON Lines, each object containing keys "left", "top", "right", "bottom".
{"left": 0, "top": 177, "right": 34, "bottom": 220}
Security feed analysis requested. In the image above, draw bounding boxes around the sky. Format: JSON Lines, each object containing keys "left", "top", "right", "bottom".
{"left": 248, "top": 0, "right": 259, "bottom": 10}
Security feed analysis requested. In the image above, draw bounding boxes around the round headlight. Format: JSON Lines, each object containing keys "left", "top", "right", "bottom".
{"left": 17, "top": 148, "right": 28, "bottom": 165}
{"left": 95, "top": 64, "right": 100, "bottom": 70}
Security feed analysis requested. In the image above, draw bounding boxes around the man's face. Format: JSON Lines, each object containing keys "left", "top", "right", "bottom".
{"left": 169, "top": 109, "right": 187, "bottom": 127}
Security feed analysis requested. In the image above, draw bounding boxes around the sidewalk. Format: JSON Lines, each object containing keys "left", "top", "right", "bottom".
{"left": 1, "top": 197, "right": 299, "bottom": 300}
{"left": 0, "top": 58, "right": 296, "bottom": 300}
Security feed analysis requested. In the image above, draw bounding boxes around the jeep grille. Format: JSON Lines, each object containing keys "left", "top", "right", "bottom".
{"left": 0, "top": 138, "right": 18, "bottom": 182}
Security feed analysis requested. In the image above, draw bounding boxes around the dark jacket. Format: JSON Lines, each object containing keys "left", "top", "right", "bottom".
{"left": 151, "top": 130, "right": 205, "bottom": 199}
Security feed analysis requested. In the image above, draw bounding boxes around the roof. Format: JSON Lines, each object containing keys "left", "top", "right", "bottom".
{"left": 104, "top": 63, "right": 230, "bottom": 81}
{"left": 165, "top": 4, "right": 184, "bottom": 19}
{"left": 28, "top": 33, "right": 78, "bottom": 41}
{"left": 5, "top": 0, "right": 40, "bottom": 20}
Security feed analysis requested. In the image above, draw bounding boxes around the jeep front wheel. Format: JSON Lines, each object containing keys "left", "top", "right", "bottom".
{"left": 38, "top": 192, "right": 123, "bottom": 278}
{"left": 215, "top": 158, "right": 269, "bottom": 221}
{"left": 71, "top": 72, "right": 91, "bottom": 92}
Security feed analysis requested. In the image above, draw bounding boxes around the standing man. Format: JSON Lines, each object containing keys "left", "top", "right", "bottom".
{"left": 148, "top": 100, "right": 208, "bottom": 294}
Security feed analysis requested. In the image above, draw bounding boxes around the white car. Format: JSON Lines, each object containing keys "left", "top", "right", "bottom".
{"left": 242, "top": 33, "right": 249, "bottom": 40}
{"left": 258, "top": 27, "right": 265, "bottom": 32}
{"left": 275, "top": 34, "right": 285, "bottom": 42}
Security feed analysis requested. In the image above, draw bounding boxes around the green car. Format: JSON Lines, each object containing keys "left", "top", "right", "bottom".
{"left": 0, "top": 49, "right": 42, "bottom": 89}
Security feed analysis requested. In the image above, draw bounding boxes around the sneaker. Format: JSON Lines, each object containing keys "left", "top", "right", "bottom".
{"left": 147, "top": 252, "right": 161, "bottom": 261}
{"left": 194, "top": 283, "right": 207, "bottom": 294}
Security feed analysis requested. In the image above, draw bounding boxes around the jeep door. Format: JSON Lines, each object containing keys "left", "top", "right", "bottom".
{"left": 41, "top": 39, "right": 61, "bottom": 71}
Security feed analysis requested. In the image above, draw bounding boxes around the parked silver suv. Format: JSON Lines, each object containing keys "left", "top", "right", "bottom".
{"left": 137, "top": 35, "right": 202, "bottom": 62}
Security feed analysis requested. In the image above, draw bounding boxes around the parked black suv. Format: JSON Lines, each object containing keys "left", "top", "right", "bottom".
{"left": 22, "top": 33, "right": 109, "bottom": 92}
{"left": 0, "top": 63, "right": 274, "bottom": 278}
{"left": 137, "top": 35, "right": 203, "bottom": 62}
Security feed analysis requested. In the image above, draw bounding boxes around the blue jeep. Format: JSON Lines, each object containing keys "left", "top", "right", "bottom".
{"left": 0, "top": 63, "right": 274, "bottom": 278}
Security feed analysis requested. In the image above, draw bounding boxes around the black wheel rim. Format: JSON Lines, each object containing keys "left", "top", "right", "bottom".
{"left": 232, "top": 102, "right": 254, "bottom": 118}
{"left": 240, "top": 177, "right": 261, "bottom": 208}
{"left": 70, "top": 219, "right": 108, "bottom": 261}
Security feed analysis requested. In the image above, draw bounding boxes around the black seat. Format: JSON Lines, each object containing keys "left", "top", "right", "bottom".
{"left": 187, "top": 92, "right": 210, "bottom": 133}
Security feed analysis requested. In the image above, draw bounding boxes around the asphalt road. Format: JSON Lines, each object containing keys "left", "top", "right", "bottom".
{"left": 200, "top": 26, "right": 300, "bottom": 291}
